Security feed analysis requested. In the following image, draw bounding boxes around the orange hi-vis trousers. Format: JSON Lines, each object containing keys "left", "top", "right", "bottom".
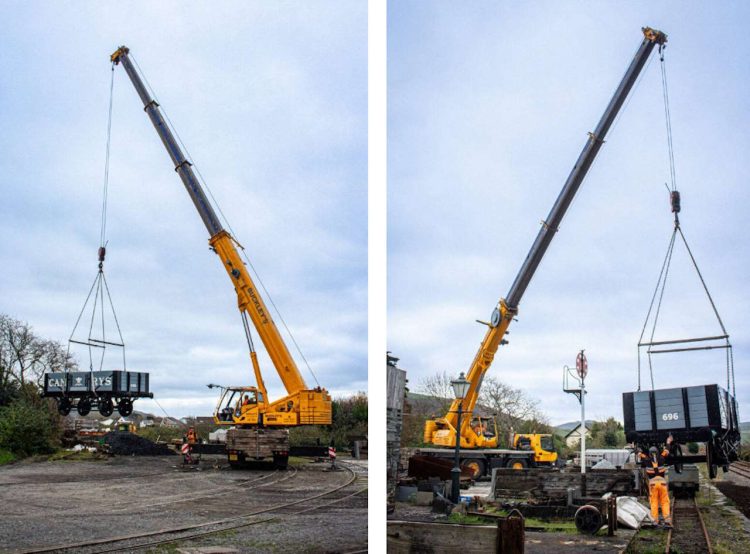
{"left": 648, "top": 476, "right": 671, "bottom": 523}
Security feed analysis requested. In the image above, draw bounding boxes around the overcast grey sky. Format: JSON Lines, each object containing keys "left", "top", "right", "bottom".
{"left": 0, "top": 1, "right": 367, "bottom": 418}
{"left": 388, "top": 2, "right": 749, "bottom": 425}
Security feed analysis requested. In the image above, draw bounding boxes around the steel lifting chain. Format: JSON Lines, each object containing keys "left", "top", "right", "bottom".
{"left": 636, "top": 47, "right": 735, "bottom": 397}
{"left": 67, "top": 64, "right": 127, "bottom": 375}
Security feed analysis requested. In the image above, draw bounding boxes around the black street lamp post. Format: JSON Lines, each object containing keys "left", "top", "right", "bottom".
{"left": 450, "top": 372, "right": 470, "bottom": 504}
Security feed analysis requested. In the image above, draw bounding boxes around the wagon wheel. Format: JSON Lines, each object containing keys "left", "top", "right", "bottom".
{"left": 77, "top": 398, "right": 92, "bottom": 416}
{"left": 706, "top": 444, "right": 718, "bottom": 479}
{"left": 58, "top": 398, "right": 72, "bottom": 416}
{"left": 98, "top": 397, "right": 114, "bottom": 417}
{"left": 117, "top": 398, "right": 133, "bottom": 417}
{"left": 670, "top": 443, "right": 683, "bottom": 474}
{"left": 575, "top": 505, "right": 603, "bottom": 534}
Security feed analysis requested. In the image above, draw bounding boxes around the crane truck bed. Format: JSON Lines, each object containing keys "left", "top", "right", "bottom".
{"left": 416, "top": 446, "right": 556, "bottom": 479}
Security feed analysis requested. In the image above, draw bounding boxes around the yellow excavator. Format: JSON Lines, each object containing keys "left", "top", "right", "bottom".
{"left": 420, "top": 28, "right": 667, "bottom": 476}
{"left": 111, "top": 46, "right": 331, "bottom": 468}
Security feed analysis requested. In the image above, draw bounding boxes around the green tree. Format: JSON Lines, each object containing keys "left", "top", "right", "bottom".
{"left": 0, "top": 389, "right": 61, "bottom": 456}
{"left": 290, "top": 392, "right": 368, "bottom": 449}
{"left": 587, "top": 417, "right": 626, "bottom": 448}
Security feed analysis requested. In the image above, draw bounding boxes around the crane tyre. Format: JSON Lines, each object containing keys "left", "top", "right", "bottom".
{"left": 506, "top": 458, "right": 528, "bottom": 470}
{"left": 462, "top": 458, "right": 486, "bottom": 479}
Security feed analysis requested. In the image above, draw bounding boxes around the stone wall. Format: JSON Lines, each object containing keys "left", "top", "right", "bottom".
{"left": 490, "top": 467, "right": 638, "bottom": 502}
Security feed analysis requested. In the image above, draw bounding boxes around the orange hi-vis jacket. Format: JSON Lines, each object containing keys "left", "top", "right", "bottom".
{"left": 639, "top": 448, "right": 670, "bottom": 480}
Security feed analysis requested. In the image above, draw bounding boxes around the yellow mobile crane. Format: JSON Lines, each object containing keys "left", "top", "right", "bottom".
{"left": 111, "top": 46, "right": 332, "bottom": 468}
{"left": 421, "top": 27, "right": 667, "bottom": 477}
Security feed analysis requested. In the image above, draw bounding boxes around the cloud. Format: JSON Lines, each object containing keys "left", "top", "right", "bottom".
{"left": 388, "top": 3, "right": 750, "bottom": 425}
{"left": 0, "top": 2, "right": 366, "bottom": 418}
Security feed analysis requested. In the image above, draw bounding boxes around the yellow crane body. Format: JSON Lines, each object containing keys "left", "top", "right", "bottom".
{"left": 423, "top": 27, "right": 667, "bottom": 451}
{"left": 111, "top": 46, "right": 332, "bottom": 466}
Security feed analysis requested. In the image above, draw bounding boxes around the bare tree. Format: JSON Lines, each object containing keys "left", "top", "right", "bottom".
{"left": 418, "top": 371, "right": 455, "bottom": 413}
{"left": 0, "top": 315, "right": 77, "bottom": 389}
{"left": 479, "top": 376, "right": 545, "bottom": 445}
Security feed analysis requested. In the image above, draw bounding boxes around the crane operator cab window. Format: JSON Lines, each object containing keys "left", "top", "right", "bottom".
{"left": 517, "top": 436, "right": 533, "bottom": 451}
{"left": 217, "top": 390, "right": 239, "bottom": 422}
{"left": 540, "top": 435, "right": 554, "bottom": 453}
{"left": 238, "top": 390, "right": 263, "bottom": 413}
{"left": 471, "top": 417, "right": 496, "bottom": 439}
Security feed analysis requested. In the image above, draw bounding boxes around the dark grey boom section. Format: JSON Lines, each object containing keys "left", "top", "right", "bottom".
{"left": 623, "top": 384, "right": 740, "bottom": 476}
{"left": 43, "top": 370, "right": 152, "bottom": 418}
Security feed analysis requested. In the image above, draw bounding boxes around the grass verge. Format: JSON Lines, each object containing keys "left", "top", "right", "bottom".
{"left": 0, "top": 449, "right": 16, "bottom": 465}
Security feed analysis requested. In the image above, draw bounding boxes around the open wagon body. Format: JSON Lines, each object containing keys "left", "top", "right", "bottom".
{"left": 622, "top": 384, "right": 740, "bottom": 474}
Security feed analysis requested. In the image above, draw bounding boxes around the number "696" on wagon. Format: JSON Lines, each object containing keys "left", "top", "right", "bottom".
{"left": 662, "top": 412, "right": 679, "bottom": 421}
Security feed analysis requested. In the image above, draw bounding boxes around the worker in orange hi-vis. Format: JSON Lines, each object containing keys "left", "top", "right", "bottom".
{"left": 639, "top": 435, "right": 674, "bottom": 528}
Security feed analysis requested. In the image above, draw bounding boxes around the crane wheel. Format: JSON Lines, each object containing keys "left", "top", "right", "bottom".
{"left": 98, "top": 397, "right": 114, "bottom": 417}
{"left": 117, "top": 399, "right": 133, "bottom": 417}
{"left": 77, "top": 398, "right": 92, "bottom": 417}
{"left": 462, "top": 459, "right": 486, "bottom": 479}
{"left": 506, "top": 459, "right": 528, "bottom": 470}
{"left": 273, "top": 453, "right": 289, "bottom": 470}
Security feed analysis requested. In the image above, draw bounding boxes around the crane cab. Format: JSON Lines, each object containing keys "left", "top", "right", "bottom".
{"left": 213, "top": 386, "right": 265, "bottom": 425}
{"left": 512, "top": 433, "right": 558, "bottom": 465}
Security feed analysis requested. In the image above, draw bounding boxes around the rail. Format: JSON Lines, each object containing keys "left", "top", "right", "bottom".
{"left": 665, "top": 496, "right": 712, "bottom": 554}
{"left": 729, "top": 461, "right": 750, "bottom": 480}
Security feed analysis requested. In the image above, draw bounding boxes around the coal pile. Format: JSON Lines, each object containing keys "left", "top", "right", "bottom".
{"left": 103, "top": 432, "right": 176, "bottom": 456}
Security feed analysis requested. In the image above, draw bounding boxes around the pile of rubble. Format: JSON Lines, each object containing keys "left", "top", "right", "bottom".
{"left": 102, "top": 431, "right": 175, "bottom": 456}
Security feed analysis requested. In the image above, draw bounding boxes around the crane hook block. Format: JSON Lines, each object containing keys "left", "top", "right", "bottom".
{"left": 98, "top": 246, "right": 106, "bottom": 263}
{"left": 670, "top": 190, "right": 681, "bottom": 214}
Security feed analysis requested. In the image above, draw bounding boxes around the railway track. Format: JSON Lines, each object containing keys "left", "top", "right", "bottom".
{"left": 665, "top": 496, "right": 712, "bottom": 554}
{"left": 729, "top": 461, "right": 750, "bottom": 480}
{"left": 18, "top": 462, "right": 366, "bottom": 554}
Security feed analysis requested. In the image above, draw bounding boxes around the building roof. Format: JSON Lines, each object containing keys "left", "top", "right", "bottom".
{"left": 564, "top": 423, "right": 590, "bottom": 439}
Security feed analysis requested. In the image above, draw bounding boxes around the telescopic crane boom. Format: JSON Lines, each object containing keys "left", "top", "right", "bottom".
{"left": 424, "top": 27, "right": 667, "bottom": 449}
{"left": 110, "top": 47, "right": 331, "bottom": 462}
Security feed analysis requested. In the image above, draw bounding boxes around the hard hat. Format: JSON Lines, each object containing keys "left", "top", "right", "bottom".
{"left": 649, "top": 446, "right": 658, "bottom": 455}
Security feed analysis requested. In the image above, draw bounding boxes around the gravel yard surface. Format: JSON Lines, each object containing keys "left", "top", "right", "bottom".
{"left": 0, "top": 454, "right": 367, "bottom": 553}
